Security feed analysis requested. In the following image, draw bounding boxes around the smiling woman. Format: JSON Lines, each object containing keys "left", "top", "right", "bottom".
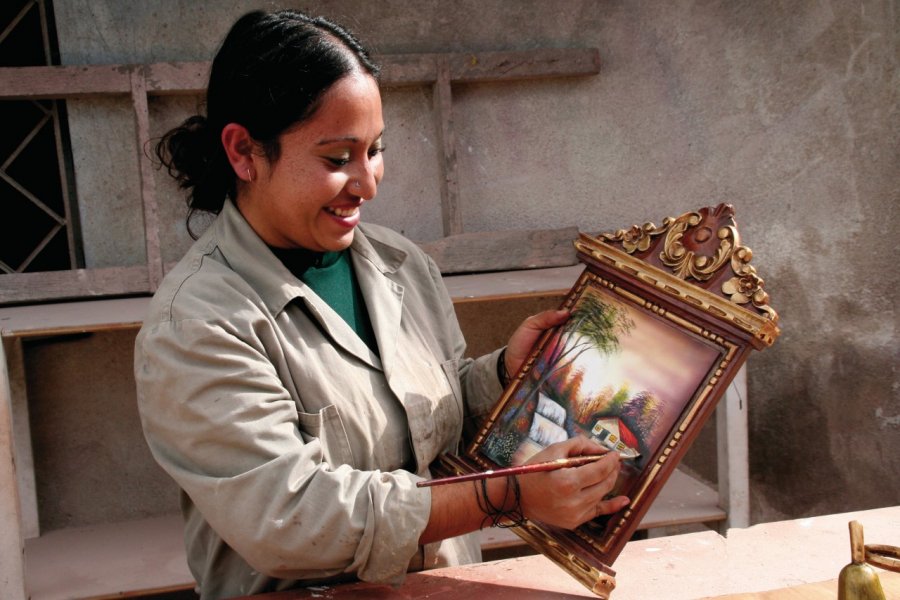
{"left": 222, "top": 73, "right": 385, "bottom": 252}
{"left": 136, "top": 8, "right": 628, "bottom": 600}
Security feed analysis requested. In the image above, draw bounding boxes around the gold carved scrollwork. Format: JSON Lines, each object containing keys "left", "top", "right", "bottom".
{"left": 659, "top": 212, "right": 735, "bottom": 281}
{"left": 600, "top": 219, "right": 671, "bottom": 254}
{"left": 588, "top": 203, "right": 780, "bottom": 332}
{"left": 723, "top": 246, "right": 778, "bottom": 320}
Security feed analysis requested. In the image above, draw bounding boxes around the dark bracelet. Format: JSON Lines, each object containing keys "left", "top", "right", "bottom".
{"left": 474, "top": 474, "right": 526, "bottom": 529}
{"left": 497, "top": 348, "right": 512, "bottom": 388}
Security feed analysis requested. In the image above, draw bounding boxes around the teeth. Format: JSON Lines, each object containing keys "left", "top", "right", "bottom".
{"left": 327, "top": 206, "right": 358, "bottom": 218}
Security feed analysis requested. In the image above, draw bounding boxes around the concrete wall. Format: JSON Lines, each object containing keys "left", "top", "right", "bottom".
{"left": 48, "top": 1, "right": 898, "bottom": 525}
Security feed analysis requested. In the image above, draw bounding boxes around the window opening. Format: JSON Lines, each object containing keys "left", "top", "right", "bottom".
{"left": 0, "top": 0, "right": 82, "bottom": 275}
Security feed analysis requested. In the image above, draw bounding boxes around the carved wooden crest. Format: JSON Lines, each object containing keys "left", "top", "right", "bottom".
{"left": 580, "top": 203, "right": 779, "bottom": 349}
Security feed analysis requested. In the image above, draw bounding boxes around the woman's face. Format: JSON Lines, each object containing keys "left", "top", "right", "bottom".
{"left": 238, "top": 72, "right": 385, "bottom": 252}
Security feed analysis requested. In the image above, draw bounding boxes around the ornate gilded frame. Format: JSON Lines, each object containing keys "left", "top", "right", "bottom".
{"left": 434, "top": 204, "right": 780, "bottom": 598}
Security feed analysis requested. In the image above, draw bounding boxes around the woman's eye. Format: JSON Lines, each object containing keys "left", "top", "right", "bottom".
{"left": 327, "top": 156, "right": 350, "bottom": 167}
{"left": 368, "top": 145, "right": 386, "bottom": 158}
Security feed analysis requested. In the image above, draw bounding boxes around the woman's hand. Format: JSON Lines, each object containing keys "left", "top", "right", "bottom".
{"left": 517, "top": 436, "right": 630, "bottom": 529}
{"left": 504, "top": 309, "right": 570, "bottom": 377}
{"left": 420, "top": 436, "right": 630, "bottom": 544}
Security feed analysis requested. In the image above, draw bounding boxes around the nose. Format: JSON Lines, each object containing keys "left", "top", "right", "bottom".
{"left": 350, "top": 158, "right": 381, "bottom": 200}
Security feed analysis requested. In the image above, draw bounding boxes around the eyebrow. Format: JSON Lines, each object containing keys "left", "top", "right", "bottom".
{"left": 316, "top": 131, "right": 384, "bottom": 146}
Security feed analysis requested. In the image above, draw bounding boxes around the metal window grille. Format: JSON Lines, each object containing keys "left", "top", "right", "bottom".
{"left": 0, "top": 0, "right": 81, "bottom": 275}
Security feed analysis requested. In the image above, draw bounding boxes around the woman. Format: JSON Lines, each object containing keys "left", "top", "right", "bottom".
{"left": 135, "top": 9, "right": 628, "bottom": 599}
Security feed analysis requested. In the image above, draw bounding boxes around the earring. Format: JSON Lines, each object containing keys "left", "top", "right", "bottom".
{"left": 246, "top": 168, "right": 253, "bottom": 183}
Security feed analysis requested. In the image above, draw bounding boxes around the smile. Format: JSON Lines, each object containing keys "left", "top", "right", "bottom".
{"left": 325, "top": 206, "right": 359, "bottom": 218}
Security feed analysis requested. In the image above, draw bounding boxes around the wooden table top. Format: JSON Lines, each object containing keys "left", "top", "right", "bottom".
{"left": 235, "top": 506, "right": 900, "bottom": 600}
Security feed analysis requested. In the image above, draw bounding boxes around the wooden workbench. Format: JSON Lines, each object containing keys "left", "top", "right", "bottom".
{"left": 231, "top": 506, "right": 899, "bottom": 600}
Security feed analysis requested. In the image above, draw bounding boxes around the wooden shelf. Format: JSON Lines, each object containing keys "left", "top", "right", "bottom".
{"left": 443, "top": 265, "right": 582, "bottom": 302}
{"left": 0, "top": 297, "right": 148, "bottom": 338}
{"left": 25, "top": 515, "right": 193, "bottom": 600}
{"left": 23, "top": 468, "right": 720, "bottom": 600}
{"left": 0, "top": 266, "right": 584, "bottom": 340}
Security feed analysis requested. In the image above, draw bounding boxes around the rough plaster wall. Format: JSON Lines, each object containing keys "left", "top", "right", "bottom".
{"left": 51, "top": 1, "right": 899, "bottom": 525}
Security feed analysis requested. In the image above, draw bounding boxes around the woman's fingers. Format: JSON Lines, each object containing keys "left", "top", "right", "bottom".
{"left": 590, "top": 495, "right": 631, "bottom": 520}
{"left": 517, "top": 438, "right": 630, "bottom": 528}
{"left": 504, "top": 309, "right": 570, "bottom": 374}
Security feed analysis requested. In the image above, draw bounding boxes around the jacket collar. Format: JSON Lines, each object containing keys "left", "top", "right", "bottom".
{"left": 212, "top": 200, "right": 407, "bottom": 373}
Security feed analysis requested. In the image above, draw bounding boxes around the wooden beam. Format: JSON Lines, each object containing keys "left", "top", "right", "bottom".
{"left": 379, "top": 48, "right": 600, "bottom": 87}
{"left": 129, "top": 71, "right": 164, "bottom": 291}
{"left": 141, "top": 61, "right": 209, "bottom": 94}
{"left": 0, "top": 64, "right": 131, "bottom": 99}
{"left": 433, "top": 58, "right": 463, "bottom": 237}
{"left": 0, "top": 48, "right": 600, "bottom": 99}
{"left": 418, "top": 227, "right": 579, "bottom": 274}
{"left": 0, "top": 341, "right": 26, "bottom": 600}
{"left": 445, "top": 47, "right": 601, "bottom": 83}
{"left": 0, "top": 267, "right": 151, "bottom": 304}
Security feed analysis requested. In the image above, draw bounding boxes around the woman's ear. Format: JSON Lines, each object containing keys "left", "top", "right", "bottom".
{"left": 221, "top": 123, "right": 256, "bottom": 183}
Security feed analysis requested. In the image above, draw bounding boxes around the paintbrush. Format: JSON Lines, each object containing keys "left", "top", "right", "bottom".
{"left": 417, "top": 452, "right": 640, "bottom": 488}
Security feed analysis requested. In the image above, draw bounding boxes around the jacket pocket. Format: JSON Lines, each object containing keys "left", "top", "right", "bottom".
{"left": 440, "top": 359, "right": 465, "bottom": 450}
{"left": 296, "top": 404, "right": 355, "bottom": 467}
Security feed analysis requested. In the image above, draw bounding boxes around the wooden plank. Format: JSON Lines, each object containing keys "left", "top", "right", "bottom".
{"left": 447, "top": 47, "right": 601, "bottom": 83}
{"left": 0, "top": 64, "right": 131, "bottom": 99}
{"left": 379, "top": 48, "right": 601, "bottom": 87}
{"left": 129, "top": 71, "right": 164, "bottom": 291}
{"left": 49, "top": 102, "right": 80, "bottom": 270}
{"left": 0, "top": 297, "right": 147, "bottom": 338}
{"left": 0, "top": 266, "right": 151, "bottom": 305}
{"left": 377, "top": 54, "right": 438, "bottom": 86}
{"left": 4, "top": 338, "right": 38, "bottom": 539}
{"left": 0, "top": 49, "right": 599, "bottom": 100}
{"left": 443, "top": 264, "right": 582, "bottom": 301}
{"left": 142, "top": 61, "right": 209, "bottom": 94}
{"left": 0, "top": 266, "right": 577, "bottom": 336}
{"left": 0, "top": 341, "right": 27, "bottom": 600}
{"left": 419, "top": 227, "right": 579, "bottom": 274}
{"left": 0, "top": 267, "right": 581, "bottom": 337}
{"left": 433, "top": 59, "right": 462, "bottom": 237}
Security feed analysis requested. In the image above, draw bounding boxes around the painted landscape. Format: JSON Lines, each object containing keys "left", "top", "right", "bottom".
{"left": 480, "top": 285, "right": 722, "bottom": 495}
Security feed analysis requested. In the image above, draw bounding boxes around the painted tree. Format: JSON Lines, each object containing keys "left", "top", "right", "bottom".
{"left": 503, "top": 290, "right": 635, "bottom": 427}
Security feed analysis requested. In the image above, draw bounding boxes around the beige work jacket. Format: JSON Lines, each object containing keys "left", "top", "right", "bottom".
{"left": 134, "top": 200, "right": 503, "bottom": 599}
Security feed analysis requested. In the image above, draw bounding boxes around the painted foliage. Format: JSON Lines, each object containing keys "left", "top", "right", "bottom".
{"left": 480, "top": 285, "right": 722, "bottom": 495}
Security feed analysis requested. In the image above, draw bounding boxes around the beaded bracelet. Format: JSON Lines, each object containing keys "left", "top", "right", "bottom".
{"left": 497, "top": 347, "right": 512, "bottom": 388}
{"left": 474, "top": 474, "right": 526, "bottom": 529}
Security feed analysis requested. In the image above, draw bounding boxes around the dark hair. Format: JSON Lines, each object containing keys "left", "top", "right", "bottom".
{"left": 155, "top": 9, "right": 380, "bottom": 236}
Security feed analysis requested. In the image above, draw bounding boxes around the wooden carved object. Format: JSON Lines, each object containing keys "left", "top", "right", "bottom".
{"left": 434, "top": 203, "right": 780, "bottom": 597}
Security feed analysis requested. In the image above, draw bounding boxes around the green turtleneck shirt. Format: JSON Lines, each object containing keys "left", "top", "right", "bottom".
{"left": 271, "top": 247, "right": 379, "bottom": 356}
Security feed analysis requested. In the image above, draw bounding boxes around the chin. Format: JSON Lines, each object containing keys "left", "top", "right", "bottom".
{"left": 324, "top": 231, "right": 355, "bottom": 252}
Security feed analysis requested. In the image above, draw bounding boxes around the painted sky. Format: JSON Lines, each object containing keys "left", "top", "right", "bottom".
{"left": 567, "top": 288, "right": 722, "bottom": 416}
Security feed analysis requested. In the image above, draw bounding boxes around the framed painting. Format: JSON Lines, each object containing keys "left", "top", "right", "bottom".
{"left": 433, "top": 204, "right": 780, "bottom": 598}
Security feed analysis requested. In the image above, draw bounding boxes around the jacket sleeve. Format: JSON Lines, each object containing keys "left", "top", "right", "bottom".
{"left": 134, "top": 316, "right": 430, "bottom": 584}
{"left": 422, "top": 255, "right": 505, "bottom": 443}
